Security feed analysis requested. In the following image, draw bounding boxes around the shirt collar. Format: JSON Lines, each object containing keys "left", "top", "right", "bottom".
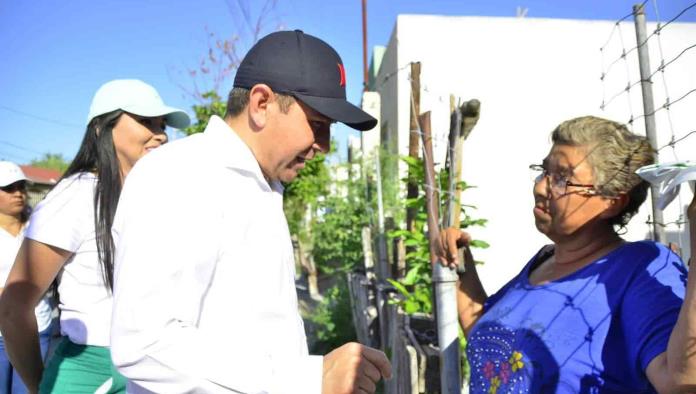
{"left": 204, "top": 115, "right": 284, "bottom": 193}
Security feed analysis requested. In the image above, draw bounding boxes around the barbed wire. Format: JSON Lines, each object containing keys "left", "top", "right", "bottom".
{"left": 601, "top": 1, "right": 696, "bottom": 82}
{"left": 376, "top": 61, "right": 414, "bottom": 89}
{"left": 598, "top": 0, "right": 696, "bottom": 241}
{"left": 600, "top": 21, "right": 637, "bottom": 128}
{"left": 659, "top": 130, "right": 696, "bottom": 151}
{"left": 632, "top": 88, "right": 696, "bottom": 123}
{"left": 600, "top": 2, "right": 696, "bottom": 124}
{"left": 600, "top": 0, "right": 649, "bottom": 50}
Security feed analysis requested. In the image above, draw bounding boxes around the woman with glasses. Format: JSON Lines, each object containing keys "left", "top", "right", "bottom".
{"left": 0, "top": 161, "right": 53, "bottom": 394}
{"left": 440, "top": 116, "right": 692, "bottom": 393}
{"left": 0, "top": 80, "right": 190, "bottom": 393}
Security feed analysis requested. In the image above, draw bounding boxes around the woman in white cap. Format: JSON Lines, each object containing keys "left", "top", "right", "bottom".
{"left": 0, "top": 80, "right": 190, "bottom": 393}
{"left": 0, "top": 161, "right": 53, "bottom": 394}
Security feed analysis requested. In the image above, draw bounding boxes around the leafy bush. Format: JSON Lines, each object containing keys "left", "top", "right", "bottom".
{"left": 307, "top": 278, "right": 357, "bottom": 355}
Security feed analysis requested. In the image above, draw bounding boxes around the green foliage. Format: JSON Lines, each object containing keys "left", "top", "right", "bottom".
{"left": 283, "top": 147, "right": 331, "bottom": 243}
{"left": 307, "top": 278, "right": 357, "bottom": 355}
{"left": 388, "top": 155, "right": 489, "bottom": 315}
{"left": 378, "top": 147, "right": 404, "bottom": 224}
{"left": 288, "top": 160, "right": 367, "bottom": 354}
{"left": 183, "top": 91, "right": 227, "bottom": 136}
{"left": 30, "top": 153, "right": 69, "bottom": 173}
{"left": 312, "top": 172, "right": 370, "bottom": 273}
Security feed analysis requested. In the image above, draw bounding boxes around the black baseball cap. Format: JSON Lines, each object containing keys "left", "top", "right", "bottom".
{"left": 233, "top": 30, "right": 377, "bottom": 131}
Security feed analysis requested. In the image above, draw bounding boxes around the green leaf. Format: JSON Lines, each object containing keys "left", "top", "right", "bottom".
{"left": 404, "top": 299, "right": 420, "bottom": 314}
{"left": 469, "top": 239, "right": 490, "bottom": 249}
{"left": 402, "top": 267, "right": 421, "bottom": 286}
{"left": 387, "top": 279, "right": 411, "bottom": 297}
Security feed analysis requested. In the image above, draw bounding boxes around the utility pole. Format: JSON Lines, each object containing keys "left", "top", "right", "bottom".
{"left": 419, "top": 111, "right": 462, "bottom": 393}
{"left": 634, "top": 3, "right": 666, "bottom": 243}
{"left": 361, "top": 0, "right": 369, "bottom": 91}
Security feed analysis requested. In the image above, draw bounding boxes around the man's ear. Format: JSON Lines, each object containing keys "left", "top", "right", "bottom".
{"left": 600, "top": 193, "right": 629, "bottom": 220}
{"left": 247, "top": 84, "right": 274, "bottom": 130}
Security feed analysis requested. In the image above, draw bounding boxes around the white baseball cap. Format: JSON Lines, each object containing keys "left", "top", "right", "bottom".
{"left": 87, "top": 79, "right": 191, "bottom": 129}
{"left": 0, "top": 161, "right": 27, "bottom": 187}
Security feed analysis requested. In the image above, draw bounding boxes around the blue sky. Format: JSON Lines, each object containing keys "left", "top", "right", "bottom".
{"left": 1, "top": 0, "right": 695, "bottom": 165}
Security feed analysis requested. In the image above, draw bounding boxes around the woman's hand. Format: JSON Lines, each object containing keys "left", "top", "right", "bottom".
{"left": 688, "top": 185, "right": 696, "bottom": 225}
{"left": 437, "top": 227, "right": 472, "bottom": 270}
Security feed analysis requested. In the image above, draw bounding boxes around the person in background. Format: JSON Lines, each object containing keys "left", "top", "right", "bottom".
{"left": 110, "top": 30, "right": 391, "bottom": 393}
{"left": 440, "top": 116, "right": 695, "bottom": 393}
{"left": 0, "top": 80, "right": 190, "bottom": 393}
{"left": 0, "top": 161, "right": 53, "bottom": 394}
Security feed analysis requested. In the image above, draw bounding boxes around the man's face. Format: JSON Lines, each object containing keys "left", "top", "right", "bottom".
{"left": 260, "top": 97, "right": 332, "bottom": 183}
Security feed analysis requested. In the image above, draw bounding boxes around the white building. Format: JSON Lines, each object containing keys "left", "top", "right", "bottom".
{"left": 365, "top": 14, "right": 696, "bottom": 294}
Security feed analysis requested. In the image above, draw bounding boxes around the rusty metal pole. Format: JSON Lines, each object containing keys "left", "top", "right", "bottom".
{"left": 362, "top": 0, "right": 368, "bottom": 91}
{"left": 407, "top": 62, "right": 422, "bottom": 233}
{"left": 419, "top": 111, "right": 462, "bottom": 393}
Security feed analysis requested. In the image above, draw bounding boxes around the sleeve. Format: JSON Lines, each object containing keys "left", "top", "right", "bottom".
{"left": 25, "top": 175, "right": 93, "bottom": 252}
{"left": 621, "top": 243, "right": 687, "bottom": 377}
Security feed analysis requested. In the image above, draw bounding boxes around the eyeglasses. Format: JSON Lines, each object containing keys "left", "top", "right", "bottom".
{"left": 0, "top": 181, "right": 27, "bottom": 193}
{"left": 529, "top": 164, "right": 598, "bottom": 197}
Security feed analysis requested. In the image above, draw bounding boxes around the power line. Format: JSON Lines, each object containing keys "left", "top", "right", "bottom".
{"left": 0, "top": 105, "right": 81, "bottom": 129}
{"left": 0, "top": 140, "right": 43, "bottom": 155}
{"left": 0, "top": 149, "right": 30, "bottom": 163}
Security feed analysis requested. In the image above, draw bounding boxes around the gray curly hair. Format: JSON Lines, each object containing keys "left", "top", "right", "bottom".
{"left": 551, "top": 116, "right": 655, "bottom": 228}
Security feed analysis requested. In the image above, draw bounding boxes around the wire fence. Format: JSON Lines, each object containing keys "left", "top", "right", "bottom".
{"left": 599, "top": 0, "right": 696, "bottom": 250}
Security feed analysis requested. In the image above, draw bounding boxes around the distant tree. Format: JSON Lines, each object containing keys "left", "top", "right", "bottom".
{"left": 30, "top": 153, "right": 69, "bottom": 174}
{"left": 177, "top": 0, "right": 282, "bottom": 137}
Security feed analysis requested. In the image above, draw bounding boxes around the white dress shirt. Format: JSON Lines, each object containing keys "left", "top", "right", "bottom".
{"left": 111, "top": 116, "right": 322, "bottom": 393}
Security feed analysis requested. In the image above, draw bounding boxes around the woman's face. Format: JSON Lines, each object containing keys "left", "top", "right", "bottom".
{"left": 0, "top": 181, "right": 27, "bottom": 218}
{"left": 532, "top": 144, "right": 615, "bottom": 241}
{"left": 112, "top": 113, "right": 168, "bottom": 177}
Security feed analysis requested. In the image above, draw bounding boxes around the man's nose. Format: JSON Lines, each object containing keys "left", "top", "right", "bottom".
{"left": 314, "top": 131, "right": 330, "bottom": 154}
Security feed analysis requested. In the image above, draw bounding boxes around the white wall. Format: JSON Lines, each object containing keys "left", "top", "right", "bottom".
{"left": 361, "top": 91, "right": 381, "bottom": 154}
{"left": 374, "top": 14, "right": 696, "bottom": 294}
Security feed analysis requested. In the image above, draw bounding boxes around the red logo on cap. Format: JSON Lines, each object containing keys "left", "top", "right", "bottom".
{"left": 337, "top": 63, "right": 346, "bottom": 87}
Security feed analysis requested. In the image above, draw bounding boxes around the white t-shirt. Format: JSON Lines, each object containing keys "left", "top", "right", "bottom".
{"left": 26, "top": 172, "right": 112, "bottom": 346}
{"left": 0, "top": 223, "right": 53, "bottom": 335}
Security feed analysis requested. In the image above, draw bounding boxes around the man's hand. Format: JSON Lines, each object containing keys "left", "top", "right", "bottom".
{"left": 322, "top": 342, "right": 392, "bottom": 394}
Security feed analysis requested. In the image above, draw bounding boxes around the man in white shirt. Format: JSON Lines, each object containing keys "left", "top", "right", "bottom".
{"left": 111, "top": 30, "right": 391, "bottom": 393}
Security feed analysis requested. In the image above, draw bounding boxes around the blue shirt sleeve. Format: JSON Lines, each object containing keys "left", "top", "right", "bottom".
{"left": 621, "top": 243, "right": 687, "bottom": 377}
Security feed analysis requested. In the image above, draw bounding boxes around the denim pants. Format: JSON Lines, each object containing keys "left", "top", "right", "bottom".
{"left": 0, "top": 323, "right": 52, "bottom": 394}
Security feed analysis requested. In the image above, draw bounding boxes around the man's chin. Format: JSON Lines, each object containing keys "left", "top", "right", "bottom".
{"left": 279, "top": 171, "right": 299, "bottom": 183}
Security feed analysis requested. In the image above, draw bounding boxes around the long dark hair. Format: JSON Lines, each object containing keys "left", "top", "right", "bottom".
{"left": 60, "top": 109, "right": 124, "bottom": 291}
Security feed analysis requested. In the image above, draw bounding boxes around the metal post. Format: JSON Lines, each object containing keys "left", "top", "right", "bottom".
{"left": 419, "top": 112, "right": 462, "bottom": 393}
{"left": 374, "top": 150, "right": 389, "bottom": 280}
{"left": 634, "top": 3, "right": 666, "bottom": 243}
{"left": 375, "top": 149, "right": 386, "bottom": 235}
{"left": 373, "top": 149, "right": 391, "bottom": 351}
{"left": 407, "top": 62, "right": 422, "bottom": 234}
